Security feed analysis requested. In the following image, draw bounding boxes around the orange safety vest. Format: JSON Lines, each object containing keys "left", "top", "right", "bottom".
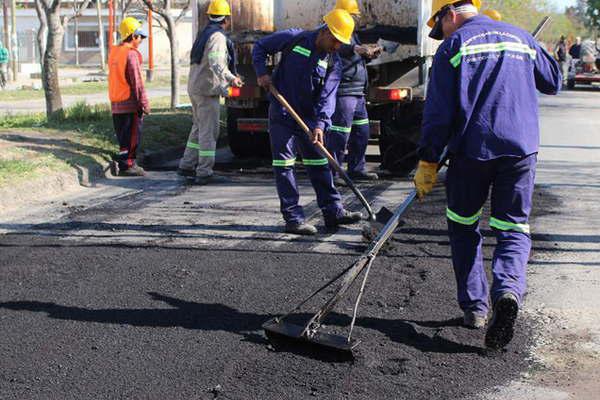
{"left": 108, "top": 43, "right": 143, "bottom": 103}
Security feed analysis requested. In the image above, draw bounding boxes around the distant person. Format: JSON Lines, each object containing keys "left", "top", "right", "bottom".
{"left": 108, "top": 17, "right": 149, "bottom": 177}
{"left": 0, "top": 41, "right": 8, "bottom": 89}
{"left": 554, "top": 35, "right": 568, "bottom": 83}
{"left": 178, "top": 0, "right": 243, "bottom": 185}
{"left": 569, "top": 36, "right": 582, "bottom": 59}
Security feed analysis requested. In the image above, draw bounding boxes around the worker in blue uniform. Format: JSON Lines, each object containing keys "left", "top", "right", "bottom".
{"left": 414, "top": 0, "right": 561, "bottom": 349}
{"left": 252, "top": 9, "right": 363, "bottom": 236}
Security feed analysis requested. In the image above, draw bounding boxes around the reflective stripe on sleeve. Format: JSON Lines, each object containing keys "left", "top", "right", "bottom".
{"left": 446, "top": 208, "right": 483, "bottom": 225}
{"left": 317, "top": 59, "right": 328, "bottom": 69}
{"left": 490, "top": 217, "right": 530, "bottom": 234}
{"left": 187, "top": 142, "right": 200, "bottom": 149}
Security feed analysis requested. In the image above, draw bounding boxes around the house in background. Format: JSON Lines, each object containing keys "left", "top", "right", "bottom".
{"left": 0, "top": 0, "right": 193, "bottom": 77}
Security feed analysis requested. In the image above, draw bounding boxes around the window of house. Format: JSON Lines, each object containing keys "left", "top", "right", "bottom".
{"left": 65, "top": 23, "right": 109, "bottom": 51}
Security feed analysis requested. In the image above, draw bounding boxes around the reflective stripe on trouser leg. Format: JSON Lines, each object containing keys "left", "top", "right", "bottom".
{"left": 269, "top": 113, "right": 305, "bottom": 224}
{"left": 489, "top": 154, "right": 536, "bottom": 306}
{"left": 294, "top": 126, "right": 343, "bottom": 221}
{"left": 179, "top": 94, "right": 202, "bottom": 172}
{"left": 347, "top": 96, "right": 370, "bottom": 174}
{"left": 446, "top": 156, "right": 494, "bottom": 315}
{"left": 192, "top": 94, "right": 221, "bottom": 178}
{"left": 325, "top": 96, "right": 359, "bottom": 177}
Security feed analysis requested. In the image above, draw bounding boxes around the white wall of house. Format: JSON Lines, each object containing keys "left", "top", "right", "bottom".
{"left": 1, "top": 8, "right": 194, "bottom": 69}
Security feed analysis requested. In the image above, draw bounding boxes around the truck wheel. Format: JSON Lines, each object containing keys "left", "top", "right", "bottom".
{"left": 227, "top": 107, "right": 271, "bottom": 159}
{"left": 567, "top": 78, "right": 575, "bottom": 90}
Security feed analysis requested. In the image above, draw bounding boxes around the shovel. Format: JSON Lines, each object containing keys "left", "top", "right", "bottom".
{"left": 269, "top": 86, "right": 393, "bottom": 227}
{"left": 263, "top": 152, "right": 448, "bottom": 356}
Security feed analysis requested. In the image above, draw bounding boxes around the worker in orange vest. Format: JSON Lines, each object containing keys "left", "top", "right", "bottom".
{"left": 108, "top": 17, "right": 150, "bottom": 177}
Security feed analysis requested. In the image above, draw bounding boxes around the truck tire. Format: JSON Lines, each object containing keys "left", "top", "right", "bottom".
{"left": 227, "top": 106, "right": 271, "bottom": 159}
{"left": 375, "top": 102, "right": 422, "bottom": 176}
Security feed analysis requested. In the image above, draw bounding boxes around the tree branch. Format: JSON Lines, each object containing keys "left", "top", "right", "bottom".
{"left": 63, "top": 0, "right": 93, "bottom": 26}
{"left": 174, "top": 0, "right": 191, "bottom": 25}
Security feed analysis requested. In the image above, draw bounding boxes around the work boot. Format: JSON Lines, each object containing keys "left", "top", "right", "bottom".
{"left": 463, "top": 310, "right": 487, "bottom": 329}
{"left": 119, "top": 165, "right": 146, "bottom": 177}
{"left": 485, "top": 292, "right": 519, "bottom": 350}
{"left": 177, "top": 168, "right": 196, "bottom": 178}
{"left": 348, "top": 170, "right": 379, "bottom": 181}
{"left": 285, "top": 222, "right": 318, "bottom": 236}
{"left": 325, "top": 210, "right": 363, "bottom": 232}
{"left": 194, "top": 174, "right": 231, "bottom": 185}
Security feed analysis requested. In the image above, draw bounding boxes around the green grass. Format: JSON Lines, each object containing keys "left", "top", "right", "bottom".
{"left": 0, "top": 99, "right": 196, "bottom": 187}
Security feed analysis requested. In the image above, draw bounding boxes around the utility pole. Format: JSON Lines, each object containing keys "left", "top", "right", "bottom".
{"left": 108, "top": 0, "right": 114, "bottom": 55}
{"left": 10, "top": 0, "right": 17, "bottom": 81}
{"left": 147, "top": 7, "right": 153, "bottom": 81}
{"left": 96, "top": 0, "right": 106, "bottom": 70}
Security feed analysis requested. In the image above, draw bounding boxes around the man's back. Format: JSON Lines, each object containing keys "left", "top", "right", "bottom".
{"left": 0, "top": 46, "right": 9, "bottom": 64}
{"left": 421, "top": 15, "right": 561, "bottom": 162}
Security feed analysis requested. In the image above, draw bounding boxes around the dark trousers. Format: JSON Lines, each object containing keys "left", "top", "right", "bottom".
{"left": 269, "top": 106, "right": 344, "bottom": 225}
{"left": 325, "top": 95, "right": 370, "bottom": 176}
{"left": 446, "top": 154, "right": 537, "bottom": 315}
{"left": 113, "top": 113, "right": 143, "bottom": 170}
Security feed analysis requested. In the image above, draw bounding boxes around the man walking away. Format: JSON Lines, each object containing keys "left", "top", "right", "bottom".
{"left": 178, "top": 0, "right": 243, "bottom": 185}
{"left": 0, "top": 41, "right": 9, "bottom": 89}
{"left": 415, "top": 0, "right": 561, "bottom": 349}
{"left": 108, "top": 17, "right": 150, "bottom": 177}
{"left": 252, "top": 9, "right": 363, "bottom": 235}
{"left": 569, "top": 36, "right": 582, "bottom": 60}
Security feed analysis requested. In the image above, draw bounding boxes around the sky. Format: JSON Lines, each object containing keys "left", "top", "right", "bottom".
{"left": 549, "top": 0, "right": 578, "bottom": 11}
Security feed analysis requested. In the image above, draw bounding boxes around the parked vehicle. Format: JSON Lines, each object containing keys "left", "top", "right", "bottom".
{"left": 195, "top": 0, "right": 437, "bottom": 174}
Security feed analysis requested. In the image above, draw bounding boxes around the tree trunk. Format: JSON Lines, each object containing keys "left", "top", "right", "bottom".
{"left": 33, "top": 0, "right": 47, "bottom": 67}
{"left": 43, "top": 10, "right": 64, "bottom": 118}
{"left": 96, "top": 0, "right": 106, "bottom": 70}
{"left": 165, "top": 16, "right": 179, "bottom": 110}
{"left": 74, "top": 17, "right": 80, "bottom": 66}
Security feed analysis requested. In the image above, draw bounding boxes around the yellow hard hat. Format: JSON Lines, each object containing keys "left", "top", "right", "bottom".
{"left": 335, "top": 0, "right": 361, "bottom": 16}
{"left": 207, "top": 0, "right": 231, "bottom": 16}
{"left": 483, "top": 9, "right": 502, "bottom": 21}
{"left": 427, "top": 0, "right": 482, "bottom": 28}
{"left": 119, "top": 17, "right": 146, "bottom": 40}
{"left": 323, "top": 9, "right": 355, "bottom": 45}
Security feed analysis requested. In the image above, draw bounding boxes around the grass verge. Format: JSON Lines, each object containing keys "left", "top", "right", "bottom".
{"left": 0, "top": 99, "right": 195, "bottom": 188}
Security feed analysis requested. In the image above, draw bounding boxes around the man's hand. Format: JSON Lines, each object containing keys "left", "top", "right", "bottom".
{"left": 232, "top": 76, "right": 244, "bottom": 88}
{"left": 257, "top": 74, "right": 272, "bottom": 89}
{"left": 310, "top": 128, "right": 324, "bottom": 146}
{"left": 414, "top": 160, "right": 439, "bottom": 200}
{"left": 355, "top": 44, "right": 383, "bottom": 59}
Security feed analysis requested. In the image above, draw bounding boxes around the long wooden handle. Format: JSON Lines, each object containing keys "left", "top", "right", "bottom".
{"left": 269, "top": 86, "right": 338, "bottom": 166}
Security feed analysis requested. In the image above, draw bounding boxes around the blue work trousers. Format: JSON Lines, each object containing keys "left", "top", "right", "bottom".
{"left": 325, "top": 95, "right": 370, "bottom": 176}
{"left": 269, "top": 108, "right": 344, "bottom": 225}
{"left": 445, "top": 154, "right": 537, "bottom": 315}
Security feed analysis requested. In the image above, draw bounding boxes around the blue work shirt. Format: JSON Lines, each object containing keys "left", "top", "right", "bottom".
{"left": 419, "top": 15, "right": 562, "bottom": 162}
{"left": 252, "top": 29, "right": 342, "bottom": 132}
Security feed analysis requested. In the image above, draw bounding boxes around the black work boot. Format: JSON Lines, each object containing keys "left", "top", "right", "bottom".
{"left": 348, "top": 170, "right": 379, "bottom": 181}
{"left": 177, "top": 168, "right": 196, "bottom": 178}
{"left": 485, "top": 292, "right": 519, "bottom": 350}
{"left": 285, "top": 222, "right": 318, "bottom": 236}
{"left": 325, "top": 210, "right": 363, "bottom": 232}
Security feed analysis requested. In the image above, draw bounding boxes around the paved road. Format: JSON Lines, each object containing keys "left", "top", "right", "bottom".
{"left": 0, "top": 89, "right": 599, "bottom": 399}
{"left": 0, "top": 88, "right": 171, "bottom": 115}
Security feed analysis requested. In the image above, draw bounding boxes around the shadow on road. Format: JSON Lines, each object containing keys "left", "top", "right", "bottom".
{"left": 0, "top": 292, "right": 485, "bottom": 359}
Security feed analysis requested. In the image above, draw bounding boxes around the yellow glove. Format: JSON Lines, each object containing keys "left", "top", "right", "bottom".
{"left": 414, "top": 160, "right": 439, "bottom": 200}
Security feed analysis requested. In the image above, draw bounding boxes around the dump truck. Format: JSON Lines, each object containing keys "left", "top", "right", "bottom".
{"left": 193, "top": 0, "right": 437, "bottom": 174}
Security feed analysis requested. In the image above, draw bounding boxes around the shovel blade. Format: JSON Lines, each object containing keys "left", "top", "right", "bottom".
{"left": 263, "top": 319, "right": 360, "bottom": 354}
{"left": 361, "top": 206, "right": 397, "bottom": 247}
